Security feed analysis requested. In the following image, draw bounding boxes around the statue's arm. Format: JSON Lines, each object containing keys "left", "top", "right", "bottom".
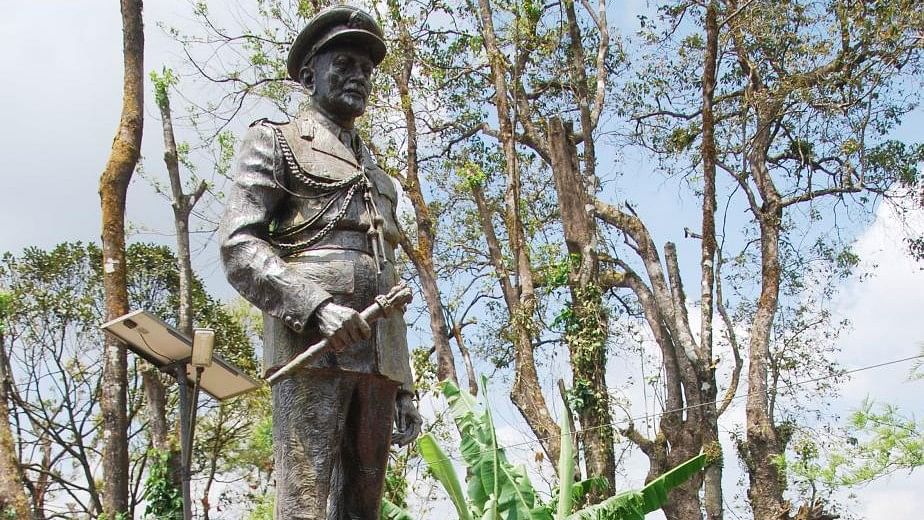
{"left": 219, "top": 123, "right": 332, "bottom": 333}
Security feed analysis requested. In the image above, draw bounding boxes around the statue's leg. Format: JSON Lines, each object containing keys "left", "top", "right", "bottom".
{"left": 339, "top": 374, "right": 399, "bottom": 519}
{"left": 273, "top": 370, "right": 353, "bottom": 520}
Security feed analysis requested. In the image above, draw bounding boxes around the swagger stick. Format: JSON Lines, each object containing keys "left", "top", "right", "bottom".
{"left": 266, "top": 283, "right": 412, "bottom": 385}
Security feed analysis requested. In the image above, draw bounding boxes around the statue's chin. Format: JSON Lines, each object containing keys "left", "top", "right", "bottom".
{"left": 339, "top": 96, "right": 366, "bottom": 118}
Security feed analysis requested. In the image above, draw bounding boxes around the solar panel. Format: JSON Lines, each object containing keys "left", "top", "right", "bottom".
{"left": 101, "top": 310, "right": 261, "bottom": 401}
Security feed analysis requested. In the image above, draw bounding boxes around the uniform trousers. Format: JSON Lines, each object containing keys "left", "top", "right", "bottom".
{"left": 272, "top": 368, "right": 398, "bottom": 519}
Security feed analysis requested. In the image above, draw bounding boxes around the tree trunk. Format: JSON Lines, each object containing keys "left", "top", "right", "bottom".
{"left": 98, "top": 0, "right": 143, "bottom": 517}
{"left": 547, "top": 117, "right": 615, "bottom": 494}
{"left": 416, "top": 256, "right": 457, "bottom": 382}
{"left": 474, "top": 0, "right": 561, "bottom": 466}
{"left": 451, "top": 322, "right": 479, "bottom": 396}
{"left": 389, "top": 8, "right": 459, "bottom": 385}
{"left": 700, "top": 3, "right": 724, "bottom": 519}
{"left": 745, "top": 212, "right": 786, "bottom": 520}
{"left": 0, "top": 329, "right": 31, "bottom": 520}
{"left": 155, "top": 79, "right": 199, "bottom": 510}
{"left": 470, "top": 184, "right": 561, "bottom": 465}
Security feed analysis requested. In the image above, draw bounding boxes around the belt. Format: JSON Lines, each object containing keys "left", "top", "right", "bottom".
{"left": 285, "top": 230, "right": 374, "bottom": 257}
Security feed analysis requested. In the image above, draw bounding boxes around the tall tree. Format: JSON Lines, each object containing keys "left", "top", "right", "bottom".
{"left": 0, "top": 292, "right": 31, "bottom": 520}
{"left": 98, "top": 0, "right": 144, "bottom": 516}
{"left": 147, "top": 66, "right": 210, "bottom": 514}
{"left": 379, "top": 0, "right": 462, "bottom": 388}
{"left": 626, "top": 1, "right": 924, "bottom": 517}
{"left": 443, "top": 0, "right": 623, "bottom": 486}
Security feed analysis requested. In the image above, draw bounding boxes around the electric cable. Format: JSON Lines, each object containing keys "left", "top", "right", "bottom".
{"left": 421, "top": 353, "right": 924, "bottom": 464}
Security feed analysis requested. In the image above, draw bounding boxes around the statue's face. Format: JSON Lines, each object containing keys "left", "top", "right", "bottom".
{"left": 304, "top": 44, "right": 374, "bottom": 122}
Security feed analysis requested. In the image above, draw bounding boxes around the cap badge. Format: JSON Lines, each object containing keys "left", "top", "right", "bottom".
{"left": 347, "top": 11, "right": 364, "bottom": 30}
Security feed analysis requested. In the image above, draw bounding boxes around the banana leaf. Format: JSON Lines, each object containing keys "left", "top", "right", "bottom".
{"left": 537, "top": 477, "right": 612, "bottom": 519}
{"left": 567, "top": 454, "right": 707, "bottom": 520}
{"left": 418, "top": 432, "right": 473, "bottom": 520}
{"left": 639, "top": 453, "right": 707, "bottom": 512}
{"left": 441, "top": 378, "right": 551, "bottom": 520}
{"left": 380, "top": 498, "right": 415, "bottom": 520}
{"left": 556, "top": 394, "right": 575, "bottom": 519}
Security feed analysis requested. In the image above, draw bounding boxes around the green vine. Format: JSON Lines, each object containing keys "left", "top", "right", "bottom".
{"left": 142, "top": 448, "right": 183, "bottom": 520}
{"left": 558, "top": 284, "right": 610, "bottom": 428}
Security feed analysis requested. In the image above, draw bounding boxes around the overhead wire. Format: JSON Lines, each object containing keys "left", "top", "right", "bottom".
{"left": 421, "top": 353, "right": 924, "bottom": 464}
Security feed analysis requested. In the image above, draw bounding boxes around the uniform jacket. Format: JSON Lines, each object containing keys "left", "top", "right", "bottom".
{"left": 219, "top": 107, "right": 414, "bottom": 392}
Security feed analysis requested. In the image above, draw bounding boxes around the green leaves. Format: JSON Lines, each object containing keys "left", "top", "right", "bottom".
{"left": 418, "top": 432, "right": 473, "bottom": 520}
{"left": 787, "top": 400, "right": 924, "bottom": 487}
{"left": 460, "top": 160, "right": 488, "bottom": 191}
{"left": 427, "top": 380, "right": 708, "bottom": 520}
{"left": 566, "top": 454, "right": 707, "bottom": 520}
{"left": 142, "top": 449, "right": 183, "bottom": 519}
{"left": 0, "top": 291, "right": 11, "bottom": 335}
{"left": 380, "top": 498, "right": 416, "bottom": 520}
{"left": 150, "top": 67, "right": 178, "bottom": 110}
{"left": 442, "top": 377, "right": 548, "bottom": 519}
{"left": 638, "top": 453, "right": 707, "bottom": 512}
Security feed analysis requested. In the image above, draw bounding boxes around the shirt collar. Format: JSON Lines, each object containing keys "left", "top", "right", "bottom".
{"left": 301, "top": 106, "right": 354, "bottom": 136}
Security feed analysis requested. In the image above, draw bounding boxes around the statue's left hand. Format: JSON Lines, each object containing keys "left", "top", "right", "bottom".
{"left": 392, "top": 392, "right": 422, "bottom": 446}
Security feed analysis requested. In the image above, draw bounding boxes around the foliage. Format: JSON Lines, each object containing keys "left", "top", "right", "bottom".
{"left": 0, "top": 242, "right": 262, "bottom": 517}
{"left": 786, "top": 400, "right": 923, "bottom": 489}
{"left": 0, "top": 291, "right": 11, "bottom": 334}
{"left": 567, "top": 455, "right": 707, "bottom": 520}
{"left": 245, "top": 492, "right": 275, "bottom": 520}
{"left": 387, "top": 379, "right": 707, "bottom": 520}
{"left": 417, "top": 432, "right": 473, "bottom": 520}
{"left": 143, "top": 449, "right": 184, "bottom": 519}
{"left": 381, "top": 498, "right": 415, "bottom": 520}
{"left": 150, "top": 67, "right": 178, "bottom": 110}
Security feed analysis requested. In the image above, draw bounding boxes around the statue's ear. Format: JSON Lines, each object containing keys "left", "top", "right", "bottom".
{"left": 299, "top": 62, "right": 315, "bottom": 95}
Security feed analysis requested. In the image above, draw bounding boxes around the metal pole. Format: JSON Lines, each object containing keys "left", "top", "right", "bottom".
{"left": 175, "top": 364, "right": 193, "bottom": 520}
{"left": 187, "top": 367, "right": 204, "bottom": 471}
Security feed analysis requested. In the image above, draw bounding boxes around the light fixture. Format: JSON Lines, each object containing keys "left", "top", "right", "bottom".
{"left": 191, "top": 328, "right": 215, "bottom": 368}
{"left": 100, "top": 310, "right": 259, "bottom": 400}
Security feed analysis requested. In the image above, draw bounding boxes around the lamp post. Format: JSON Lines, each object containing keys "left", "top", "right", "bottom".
{"left": 176, "top": 328, "right": 215, "bottom": 520}
{"left": 100, "top": 311, "right": 260, "bottom": 520}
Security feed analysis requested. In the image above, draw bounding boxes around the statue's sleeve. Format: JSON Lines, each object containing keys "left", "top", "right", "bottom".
{"left": 219, "top": 123, "right": 332, "bottom": 333}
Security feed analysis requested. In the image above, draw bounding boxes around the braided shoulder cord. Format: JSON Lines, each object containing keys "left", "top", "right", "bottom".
{"left": 272, "top": 181, "right": 364, "bottom": 256}
{"left": 266, "top": 124, "right": 369, "bottom": 257}
{"left": 270, "top": 125, "right": 362, "bottom": 192}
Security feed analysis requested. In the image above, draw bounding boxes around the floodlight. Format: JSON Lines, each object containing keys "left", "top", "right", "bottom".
{"left": 192, "top": 328, "right": 215, "bottom": 368}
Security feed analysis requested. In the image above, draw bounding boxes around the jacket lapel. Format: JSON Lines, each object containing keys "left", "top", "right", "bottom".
{"left": 300, "top": 112, "right": 359, "bottom": 169}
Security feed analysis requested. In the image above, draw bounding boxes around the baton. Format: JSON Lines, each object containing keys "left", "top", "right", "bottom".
{"left": 266, "top": 283, "right": 412, "bottom": 385}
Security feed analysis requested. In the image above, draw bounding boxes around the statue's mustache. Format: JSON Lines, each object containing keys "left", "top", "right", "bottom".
{"left": 342, "top": 83, "right": 368, "bottom": 96}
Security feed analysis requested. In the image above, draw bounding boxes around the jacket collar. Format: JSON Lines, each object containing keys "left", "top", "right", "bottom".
{"left": 296, "top": 107, "right": 360, "bottom": 168}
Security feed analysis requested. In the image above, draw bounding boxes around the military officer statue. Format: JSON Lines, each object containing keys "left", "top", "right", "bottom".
{"left": 219, "top": 6, "right": 422, "bottom": 519}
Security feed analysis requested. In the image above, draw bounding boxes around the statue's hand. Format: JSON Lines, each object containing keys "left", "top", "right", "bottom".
{"left": 314, "top": 302, "right": 371, "bottom": 352}
{"left": 392, "top": 392, "right": 422, "bottom": 446}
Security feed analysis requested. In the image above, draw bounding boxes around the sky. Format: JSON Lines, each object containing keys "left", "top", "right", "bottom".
{"left": 1, "top": 1, "right": 922, "bottom": 519}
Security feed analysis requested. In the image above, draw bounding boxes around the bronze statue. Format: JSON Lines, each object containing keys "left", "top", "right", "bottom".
{"left": 219, "top": 6, "right": 421, "bottom": 518}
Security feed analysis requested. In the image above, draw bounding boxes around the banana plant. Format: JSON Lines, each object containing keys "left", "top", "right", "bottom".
{"left": 381, "top": 499, "right": 416, "bottom": 520}
{"left": 382, "top": 378, "right": 707, "bottom": 519}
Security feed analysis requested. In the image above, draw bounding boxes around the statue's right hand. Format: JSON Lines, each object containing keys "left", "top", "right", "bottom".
{"left": 314, "top": 302, "right": 371, "bottom": 352}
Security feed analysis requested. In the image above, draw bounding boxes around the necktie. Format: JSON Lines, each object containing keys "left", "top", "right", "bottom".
{"left": 340, "top": 129, "right": 361, "bottom": 160}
